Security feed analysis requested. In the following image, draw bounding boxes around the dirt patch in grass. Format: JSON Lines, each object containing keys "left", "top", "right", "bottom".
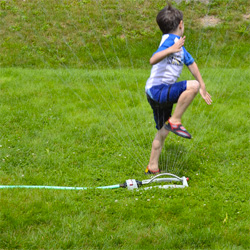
{"left": 200, "top": 15, "right": 221, "bottom": 27}
{"left": 243, "top": 14, "right": 250, "bottom": 20}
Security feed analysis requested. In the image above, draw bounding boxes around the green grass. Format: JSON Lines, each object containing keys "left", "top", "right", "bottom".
{"left": 0, "top": 67, "right": 249, "bottom": 249}
{"left": 0, "top": 0, "right": 250, "bottom": 248}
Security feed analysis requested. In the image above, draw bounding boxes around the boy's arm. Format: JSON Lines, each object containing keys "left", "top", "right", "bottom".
{"left": 150, "top": 36, "right": 185, "bottom": 65}
{"left": 188, "top": 62, "right": 212, "bottom": 105}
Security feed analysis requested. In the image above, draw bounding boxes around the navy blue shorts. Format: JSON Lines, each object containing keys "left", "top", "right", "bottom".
{"left": 146, "top": 81, "right": 187, "bottom": 130}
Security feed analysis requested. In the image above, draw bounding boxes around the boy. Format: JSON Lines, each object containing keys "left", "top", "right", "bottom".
{"left": 145, "top": 4, "right": 212, "bottom": 174}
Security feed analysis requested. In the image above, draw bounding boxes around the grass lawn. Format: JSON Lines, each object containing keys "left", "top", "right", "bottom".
{"left": 0, "top": 0, "right": 250, "bottom": 248}
{"left": 0, "top": 67, "right": 249, "bottom": 249}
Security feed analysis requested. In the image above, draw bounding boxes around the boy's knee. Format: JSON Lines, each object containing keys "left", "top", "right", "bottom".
{"left": 187, "top": 80, "right": 200, "bottom": 93}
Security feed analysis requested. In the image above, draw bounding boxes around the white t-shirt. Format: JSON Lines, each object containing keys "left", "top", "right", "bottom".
{"left": 145, "top": 34, "right": 194, "bottom": 91}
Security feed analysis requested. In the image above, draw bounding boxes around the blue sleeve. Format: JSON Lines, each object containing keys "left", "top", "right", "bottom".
{"left": 183, "top": 46, "right": 195, "bottom": 66}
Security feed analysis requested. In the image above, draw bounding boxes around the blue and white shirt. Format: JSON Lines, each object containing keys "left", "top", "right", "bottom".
{"left": 145, "top": 34, "right": 194, "bottom": 91}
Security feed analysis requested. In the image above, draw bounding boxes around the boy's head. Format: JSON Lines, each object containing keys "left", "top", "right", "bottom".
{"left": 156, "top": 4, "right": 183, "bottom": 34}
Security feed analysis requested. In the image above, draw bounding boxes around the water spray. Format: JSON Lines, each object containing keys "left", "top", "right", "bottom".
{"left": 0, "top": 173, "right": 188, "bottom": 191}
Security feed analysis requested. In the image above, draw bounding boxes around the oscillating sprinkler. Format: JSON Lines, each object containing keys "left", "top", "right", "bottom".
{"left": 120, "top": 173, "right": 189, "bottom": 190}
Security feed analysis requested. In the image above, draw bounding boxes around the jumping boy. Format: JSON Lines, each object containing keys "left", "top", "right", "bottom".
{"left": 145, "top": 4, "right": 212, "bottom": 174}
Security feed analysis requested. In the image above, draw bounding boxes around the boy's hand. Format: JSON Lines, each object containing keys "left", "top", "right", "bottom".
{"left": 170, "top": 36, "right": 186, "bottom": 53}
{"left": 200, "top": 88, "right": 212, "bottom": 105}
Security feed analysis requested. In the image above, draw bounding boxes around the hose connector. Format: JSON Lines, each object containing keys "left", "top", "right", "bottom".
{"left": 120, "top": 179, "right": 142, "bottom": 189}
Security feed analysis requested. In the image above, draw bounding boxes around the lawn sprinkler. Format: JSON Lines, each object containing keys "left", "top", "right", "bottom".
{"left": 120, "top": 173, "right": 189, "bottom": 190}
{"left": 0, "top": 173, "right": 188, "bottom": 191}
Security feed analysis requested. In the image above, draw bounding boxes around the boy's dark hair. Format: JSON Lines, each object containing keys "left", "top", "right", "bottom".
{"left": 156, "top": 4, "right": 183, "bottom": 34}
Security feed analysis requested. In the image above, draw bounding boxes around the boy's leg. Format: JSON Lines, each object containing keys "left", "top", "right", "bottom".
{"left": 147, "top": 126, "right": 169, "bottom": 172}
{"left": 146, "top": 88, "right": 172, "bottom": 173}
{"left": 169, "top": 80, "right": 199, "bottom": 124}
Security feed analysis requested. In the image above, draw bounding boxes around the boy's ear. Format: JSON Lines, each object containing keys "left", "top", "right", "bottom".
{"left": 179, "top": 20, "right": 184, "bottom": 29}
